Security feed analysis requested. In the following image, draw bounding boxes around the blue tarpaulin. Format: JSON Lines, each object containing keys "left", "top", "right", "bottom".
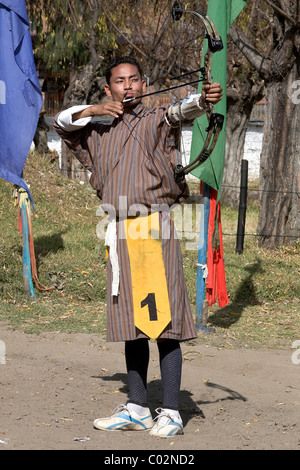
{"left": 0, "top": 0, "right": 42, "bottom": 205}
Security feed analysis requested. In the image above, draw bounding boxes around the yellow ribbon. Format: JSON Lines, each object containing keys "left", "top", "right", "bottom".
{"left": 124, "top": 212, "right": 171, "bottom": 339}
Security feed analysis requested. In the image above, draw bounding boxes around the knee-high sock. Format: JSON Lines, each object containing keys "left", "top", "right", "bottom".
{"left": 157, "top": 339, "right": 182, "bottom": 410}
{"left": 125, "top": 338, "right": 149, "bottom": 407}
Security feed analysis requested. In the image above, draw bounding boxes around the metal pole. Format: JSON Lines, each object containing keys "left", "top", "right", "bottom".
{"left": 196, "top": 183, "right": 214, "bottom": 333}
{"left": 236, "top": 159, "right": 248, "bottom": 254}
{"left": 20, "top": 200, "right": 36, "bottom": 299}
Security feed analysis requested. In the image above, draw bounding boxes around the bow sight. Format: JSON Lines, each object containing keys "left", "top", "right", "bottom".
{"left": 171, "top": 1, "right": 223, "bottom": 53}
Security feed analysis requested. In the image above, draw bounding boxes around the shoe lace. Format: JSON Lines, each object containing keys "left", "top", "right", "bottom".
{"left": 154, "top": 408, "right": 173, "bottom": 426}
{"left": 112, "top": 404, "right": 129, "bottom": 416}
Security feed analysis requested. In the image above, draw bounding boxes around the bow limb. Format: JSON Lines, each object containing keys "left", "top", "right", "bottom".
{"left": 171, "top": 1, "right": 224, "bottom": 183}
{"left": 174, "top": 113, "right": 224, "bottom": 182}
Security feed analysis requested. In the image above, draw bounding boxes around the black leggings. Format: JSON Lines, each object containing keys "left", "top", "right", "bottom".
{"left": 125, "top": 338, "right": 182, "bottom": 410}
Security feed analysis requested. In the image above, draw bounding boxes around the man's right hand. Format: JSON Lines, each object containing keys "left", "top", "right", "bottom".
{"left": 72, "top": 101, "right": 124, "bottom": 122}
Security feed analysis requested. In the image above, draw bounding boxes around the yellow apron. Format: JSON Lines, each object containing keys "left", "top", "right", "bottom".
{"left": 124, "top": 212, "right": 171, "bottom": 340}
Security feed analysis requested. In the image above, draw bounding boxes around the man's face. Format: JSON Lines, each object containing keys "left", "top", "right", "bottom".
{"left": 105, "top": 63, "right": 146, "bottom": 106}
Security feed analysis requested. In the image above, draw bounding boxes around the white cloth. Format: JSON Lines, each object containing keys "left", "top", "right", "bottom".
{"left": 105, "top": 217, "right": 120, "bottom": 296}
{"left": 56, "top": 105, "right": 93, "bottom": 131}
{"left": 197, "top": 262, "right": 208, "bottom": 279}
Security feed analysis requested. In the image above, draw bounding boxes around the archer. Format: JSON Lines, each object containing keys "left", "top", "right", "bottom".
{"left": 54, "top": 56, "right": 222, "bottom": 438}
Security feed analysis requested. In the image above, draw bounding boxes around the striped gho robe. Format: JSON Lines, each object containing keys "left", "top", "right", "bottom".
{"left": 54, "top": 102, "right": 197, "bottom": 342}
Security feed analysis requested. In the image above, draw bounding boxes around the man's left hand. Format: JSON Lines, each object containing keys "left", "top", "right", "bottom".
{"left": 202, "top": 82, "right": 223, "bottom": 105}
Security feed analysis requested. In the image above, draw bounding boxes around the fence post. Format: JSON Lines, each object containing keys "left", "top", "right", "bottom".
{"left": 236, "top": 159, "right": 248, "bottom": 254}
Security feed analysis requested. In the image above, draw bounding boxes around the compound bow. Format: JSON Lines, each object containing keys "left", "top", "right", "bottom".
{"left": 171, "top": 1, "right": 224, "bottom": 184}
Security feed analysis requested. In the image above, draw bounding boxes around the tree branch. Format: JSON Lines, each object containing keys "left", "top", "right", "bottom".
{"left": 262, "top": 0, "right": 296, "bottom": 26}
{"left": 101, "top": 5, "right": 147, "bottom": 59}
{"left": 230, "top": 24, "right": 271, "bottom": 80}
{"left": 66, "top": 0, "right": 89, "bottom": 40}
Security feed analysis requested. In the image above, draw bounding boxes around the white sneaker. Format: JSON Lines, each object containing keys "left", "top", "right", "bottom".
{"left": 149, "top": 408, "right": 183, "bottom": 438}
{"left": 93, "top": 404, "right": 154, "bottom": 431}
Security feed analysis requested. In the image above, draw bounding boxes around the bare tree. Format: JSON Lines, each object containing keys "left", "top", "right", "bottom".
{"left": 222, "top": 19, "right": 265, "bottom": 206}
{"left": 230, "top": 0, "right": 300, "bottom": 248}
{"left": 222, "top": 82, "right": 264, "bottom": 207}
{"left": 101, "top": 0, "right": 207, "bottom": 84}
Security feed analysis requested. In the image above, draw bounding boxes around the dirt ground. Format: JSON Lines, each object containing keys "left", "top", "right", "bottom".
{"left": 0, "top": 321, "right": 299, "bottom": 452}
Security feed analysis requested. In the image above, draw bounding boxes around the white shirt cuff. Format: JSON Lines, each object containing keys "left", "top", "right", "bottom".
{"left": 56, "top": 105, "right": 93, "bottom": 131}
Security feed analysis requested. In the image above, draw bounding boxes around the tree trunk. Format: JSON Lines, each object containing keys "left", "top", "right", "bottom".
{"left": 258, "top": 66, "right": 300, "bottom": 248}
{"left": 229, "top": 2, "right": 300, "bottom": 248}
{"left": 222, "top": 104, "right": 250, "bottom": 206}
{"left": 33, "top": 113, "right": 49, "bottom": 154}
{"left": 62, "top": 63, "right": 105, "bottom": 109}
{"left": 221, "top": 79, "right": 264, "bottom": 206}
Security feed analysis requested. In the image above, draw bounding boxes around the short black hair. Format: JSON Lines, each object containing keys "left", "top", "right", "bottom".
{"left": 105, "top": 56, "right": 143, "bottom": 85}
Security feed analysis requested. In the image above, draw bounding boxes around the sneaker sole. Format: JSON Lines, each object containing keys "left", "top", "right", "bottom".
{"left": 149, "top": 426, "right": 183, "bottom": 438}
{"left": 93, "top": 420, "right": 153, "bottom": 432}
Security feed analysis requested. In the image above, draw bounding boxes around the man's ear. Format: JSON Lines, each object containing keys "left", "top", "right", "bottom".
{"left": 142, "top": 80, "right": 146, "bottom": 93}
{"left": 104, "top": 84, "right": 112, "bottom": 97}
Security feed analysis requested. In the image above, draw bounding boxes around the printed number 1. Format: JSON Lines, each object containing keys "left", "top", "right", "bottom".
{"left": 141, "top": 293, "right": 158, "bottom": 321}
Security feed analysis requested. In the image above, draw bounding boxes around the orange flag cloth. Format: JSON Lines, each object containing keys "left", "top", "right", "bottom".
{"left": 205, "top": 188, "right": 229, "bottom": 307}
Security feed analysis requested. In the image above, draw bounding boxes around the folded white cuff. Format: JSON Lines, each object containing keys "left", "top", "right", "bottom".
{"left": 56, "top": 105, "right": 93, "bottom": 131}
{"left": 105, "top": 217, "right": 120, "bottom": 296}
